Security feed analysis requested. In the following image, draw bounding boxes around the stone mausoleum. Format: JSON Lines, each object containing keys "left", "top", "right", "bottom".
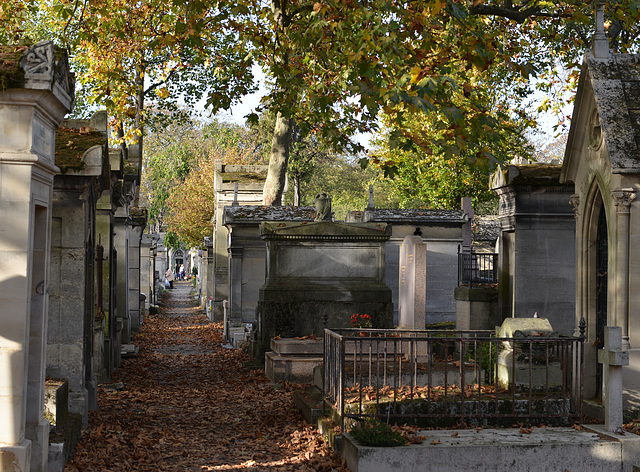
{"left": 0, "top": 41, "right": 75, "bottom": 472}
{"left": 561, "top": 45, "right": 640, "bottom": 407}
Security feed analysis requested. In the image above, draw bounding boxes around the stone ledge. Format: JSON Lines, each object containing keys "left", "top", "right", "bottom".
{"left": 342, "top": 427, "right": 630, "bottom": 472}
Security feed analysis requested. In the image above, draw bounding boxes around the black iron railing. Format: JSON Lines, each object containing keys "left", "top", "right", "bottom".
{"left": 458, "top": 247, "right": 498, "bottom": 287}
{"left": 323, "top": 328, "right": 584, "bottom": 431}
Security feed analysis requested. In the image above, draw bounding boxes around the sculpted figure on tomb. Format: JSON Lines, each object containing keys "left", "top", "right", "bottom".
{"left": 314, "top": 192, "right": 332, "bottom": 221}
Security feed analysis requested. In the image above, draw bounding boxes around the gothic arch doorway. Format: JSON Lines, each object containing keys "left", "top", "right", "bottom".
{"left": 595, "top": 203, "right": 607, "bottom": 399}
{"left": 582, "top": 182, "right": 608, "bottom": 400}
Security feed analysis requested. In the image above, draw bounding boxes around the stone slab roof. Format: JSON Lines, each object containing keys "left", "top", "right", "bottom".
{"left": 357, "top": 208, "right": 467, "bottom": 224}
{"left": 564, "top": 52, "right": 640, "bottom": 175}
{"left": 492, "top": 164, "right": 569, "bottom": 189}
{"left": 473, "top": 216, "right": 500, "bottom": 242}
{"left": 223, "top": 205, "right": 316, "bottom": 225}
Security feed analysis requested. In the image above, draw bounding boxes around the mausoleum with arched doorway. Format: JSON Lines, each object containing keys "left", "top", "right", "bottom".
{"left": 561, "top": 50, "right": 640, "bottom": 408}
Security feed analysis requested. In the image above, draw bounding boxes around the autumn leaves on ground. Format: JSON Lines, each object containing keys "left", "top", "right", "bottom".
{"left": 65, "top": 282, "right": 345, "bottom": 472}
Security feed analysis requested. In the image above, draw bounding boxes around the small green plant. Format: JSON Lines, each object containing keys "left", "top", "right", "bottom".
{"left": 350, "top": 418, "right": 407, "bottom": 447}
{"left": 466, "top": 341, "right": 501, "bottom": 384}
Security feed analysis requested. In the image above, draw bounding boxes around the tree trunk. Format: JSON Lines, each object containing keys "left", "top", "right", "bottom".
{"left": 263, "top": 111, "right": 294, "bottom": 206}
{"left": 132, "top": 68, "right": 144, "bottom": 206}
{"left": 293, "top": 174, "right": 301, "bottom": 206}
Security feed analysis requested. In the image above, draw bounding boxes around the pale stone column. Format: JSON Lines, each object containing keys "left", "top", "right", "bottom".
{"left": 611, "top": 189, "right": 635, "bottom": 350}
{"left": 398, "top": 236, "right": 426, "bottom": 329}
{"left": 0, "top": 41, "right": 74, "bottom": 472}
{"left": 128, "top": 215, "right": 146, "bottom": 334}
{"left": 228, "top": 244, "right": 244, "bottom": 325}
{"left": 598, "top": 326, "right": 629, "bottom": 432}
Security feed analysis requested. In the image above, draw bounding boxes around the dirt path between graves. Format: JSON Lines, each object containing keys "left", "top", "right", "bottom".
{"left": 64, "top": 281, "right": 346, "bottom": 472}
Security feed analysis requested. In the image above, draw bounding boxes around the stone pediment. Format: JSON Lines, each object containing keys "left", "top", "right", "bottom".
{"left": 562, "top": 52, "right": 640, "bottom": 182}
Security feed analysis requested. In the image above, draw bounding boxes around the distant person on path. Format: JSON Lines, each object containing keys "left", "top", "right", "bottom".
{"left": 179, "top": 264, "right": 185, "bottom": 280}
{"left": 165, "top": 268, "right": 174, "bottom": 289}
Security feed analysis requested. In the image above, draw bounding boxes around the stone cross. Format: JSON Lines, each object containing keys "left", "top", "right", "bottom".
{"left": 597, "top": 326, "right": 629, "bottom": 432}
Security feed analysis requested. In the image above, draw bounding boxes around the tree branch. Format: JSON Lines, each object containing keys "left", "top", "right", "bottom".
{"left": 143, "top": 69, "right": 177, "bottom": 96}
{"left": 468, "top": 3, "right": 568, "bottom": 23}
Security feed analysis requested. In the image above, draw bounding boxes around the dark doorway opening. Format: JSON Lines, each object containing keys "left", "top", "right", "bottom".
{"left": 595, "top": 204, "right": 608, "bottom": 399}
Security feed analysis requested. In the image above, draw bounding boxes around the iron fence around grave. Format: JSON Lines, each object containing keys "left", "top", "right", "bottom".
{"left": 458, "top": 247, "right": 498, "bottom": 287}
{"left": 323, "top": 328, "right": 584, "bottom": 431}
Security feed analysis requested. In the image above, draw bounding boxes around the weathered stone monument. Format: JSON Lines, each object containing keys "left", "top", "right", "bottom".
{"left": 95, "top": 147, "right": 125, "bottom": 374}
{"left": 496, "top": 317, "right": 562, "bottom": 390}
{"left": 0, "top": 41, "right": 74, "bottom": 472}
{"left": 222, "top": 205, "right": 315, "bottom": 344}
{"left": 257, "top": 220, "right": 394, "bottom": 352}
{"left": 491, "top": 163, "right": 576, "bottom": 336}
{"left": 560, "top": 9, "right": 640, "bottom": 407}
{"left": 398, "top": 235, "right": 426, "bottom": 329}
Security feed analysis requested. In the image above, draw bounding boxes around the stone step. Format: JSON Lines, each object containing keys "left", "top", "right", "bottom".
{"left": 265, "top": 351, "right": 323, "bottom": 383}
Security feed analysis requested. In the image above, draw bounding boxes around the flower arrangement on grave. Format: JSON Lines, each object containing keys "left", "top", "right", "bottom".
{"left": 350, "top": 313, "right": 372, "bottom": 329}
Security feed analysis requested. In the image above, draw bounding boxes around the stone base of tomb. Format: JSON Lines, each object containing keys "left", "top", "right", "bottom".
{"left": 265, "top": 338, "right": 324, "bottom": 383}
{"left": 0, "top": 440, "right": 32, "bottom": 472}
{"left": 258, "top": 285, "right": 393, "bottom": 356}
{"left": 497, "top": 349, "right": 563, "bottom": 391}
{"left": 44, "top": 379, "right": 82, "bottom": 472}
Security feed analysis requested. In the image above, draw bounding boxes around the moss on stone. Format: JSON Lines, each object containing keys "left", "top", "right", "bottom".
{"left": 123, "top": 160, "right": 138, "bottom": 175}
{"left": 0, "top": 45, "right": 28, "bottom": 92}
{"left": 55, "top": 126, "right": 105, "bottom": 173}
{"left": 222, "top": 171, "right": 267, "bottom": 183}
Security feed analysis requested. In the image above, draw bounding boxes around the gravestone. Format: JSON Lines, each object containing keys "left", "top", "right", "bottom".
{"left": 398, "top": 235, "right": 426, "bottom": 330}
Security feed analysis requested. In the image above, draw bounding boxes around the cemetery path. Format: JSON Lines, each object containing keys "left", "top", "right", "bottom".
{"left": 64, "top": 281, "right": 345, "bottom": 472}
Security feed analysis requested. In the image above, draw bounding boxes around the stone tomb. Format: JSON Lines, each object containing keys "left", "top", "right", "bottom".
{"left": 211, "top": 161, "right": 274, "bottom": 320}
{"left": 257, "top": 221, "right": 394, "bottom": 354}
{"left": 496, "top": 318, "right": 562, "bottom": 391}
{"left": 491, "top": 163, "right": 576, "bottom": 336}
{"left": 47, "top": 111, "right": 109, "bottom": 430}
{"left": 560, "top": 46, "right": 640, "bottom": 407}
{"left": 223, "top": 205, "right": 315, "bottom": 343}
{"left": 0, "top": 41, "right": 75, "bottom": 472}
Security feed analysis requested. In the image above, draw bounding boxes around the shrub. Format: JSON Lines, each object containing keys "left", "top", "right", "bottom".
{"left": 350, "top": 418, "right": 407, "bottom": 447}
